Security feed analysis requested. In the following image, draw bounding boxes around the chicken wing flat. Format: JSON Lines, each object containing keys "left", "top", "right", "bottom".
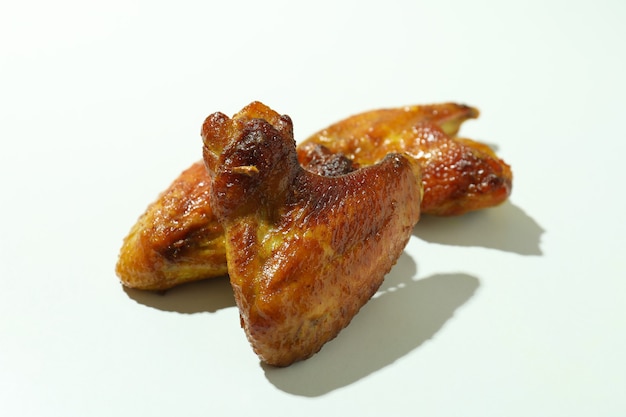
{"left": 202, "top": 102, "right": 422, "bottom": 366}
{"left": 115, "top": 161, "right": 227, "bottom": 290}
{"left": 300, "top": 103, "right": 513, "bottom": 216}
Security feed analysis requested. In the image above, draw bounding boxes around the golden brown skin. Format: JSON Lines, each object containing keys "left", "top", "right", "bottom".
{"left": 296, "top": 141, "right": 360, "bottom": 176}
{"left": 300, "top": 103, "right": 513, "bottom": 216}
{"left": 115, "top": 102, "right": 511, "bottom": 291}
{"left": 115, "top": 146, "right": 356, "bottom": 291}
{"left": 202, "top": 102, "right": 422, "bottom": 366}
{"left": 115, "top": 161, "right": 227, "bottom": 290}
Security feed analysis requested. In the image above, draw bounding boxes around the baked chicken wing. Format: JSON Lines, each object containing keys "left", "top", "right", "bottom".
{"left": 202, "top": 102, "right": 422, "bottom": 366}
{"left": 116, "top": 102, "right": 511, "bottom": 290}
{"left": 299, "top": 103, "right": 512, "bottom": 216}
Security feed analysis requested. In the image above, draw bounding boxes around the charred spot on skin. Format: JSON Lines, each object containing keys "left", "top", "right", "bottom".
{"left": 312, "top": 154, "right": 357, "bottom": 177}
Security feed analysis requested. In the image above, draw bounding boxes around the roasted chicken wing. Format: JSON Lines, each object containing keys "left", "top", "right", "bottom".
{"left": 300, "top": 103, "right": 512, "bottom": 216}
{"left": 202, "top": 102, "right": 422, "bottom": 366}
{"left": 116, "top": 102, "right": 512, "bottom": 290}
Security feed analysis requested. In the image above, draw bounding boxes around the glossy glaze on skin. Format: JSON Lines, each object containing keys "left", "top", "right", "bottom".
{"left": 300, "top": 103, "right": 512, "bottom": 215}
{"left": 203, "top": 102, "right": 422, "bottom": 366}
{"left": 296, "top": 141, "right": 359, "bottom": 176}
{"left": 115, "top": 161, "right": 227, "bottom": 290}
{"left": 115, "top": 102, "right": 512, "bottom": 291}
{"left": 115, "top": 140, "right": 356, "bottom": 292}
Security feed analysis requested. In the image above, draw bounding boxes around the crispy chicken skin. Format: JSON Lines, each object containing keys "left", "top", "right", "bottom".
{"left": 115, "top": 161, "right": 227, "bottom": 290}
{"left": 300, "top": 103, "right": 512, "bottom": 216}
{"left": 115, "top": 144, "right": 355, "bottom": 292}
{"left": 202, "top": 102, "right": 422, "bottom": 366}
{"left": 115, "top": 102, "right": 512, "bottom": 291}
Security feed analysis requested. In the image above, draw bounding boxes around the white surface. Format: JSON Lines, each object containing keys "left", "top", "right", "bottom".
{"left": 1, "top": 1, "right": 625, "bottom": 416}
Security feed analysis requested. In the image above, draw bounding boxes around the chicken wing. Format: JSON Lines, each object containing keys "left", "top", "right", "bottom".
{"left": 116, "top": 102, "right": 511, "bottom": 290}
{"left": 202, "top": 102, "right": 422, "bottom": 366}
{"left": 116, "top": 142, "right": 357, "bottom": 291}
{"left": 300, "top": 103, "right": 512, "bottom": 216}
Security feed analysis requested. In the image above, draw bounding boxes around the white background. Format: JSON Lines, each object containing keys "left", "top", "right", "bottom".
{"left": 2, "top": 1, "right": 625, "bottom": 416}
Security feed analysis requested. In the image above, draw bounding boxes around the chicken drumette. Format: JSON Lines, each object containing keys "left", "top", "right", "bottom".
{"left": 202, "top": 102, "right": 422, "bottom": 366}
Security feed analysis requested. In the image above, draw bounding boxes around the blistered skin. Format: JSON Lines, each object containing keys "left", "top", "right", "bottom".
{"left": 115, "top": 161, "right": 227, "bottom": 290}
{"left": 203, "top": 102, "right": 422, "bottom": 366}
{"left": 300, "top": 103, "right": 513, "bottom": 216}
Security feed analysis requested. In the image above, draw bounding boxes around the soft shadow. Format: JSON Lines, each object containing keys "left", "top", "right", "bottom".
{"left": 413, "top": 201, "right": 544, "bottom": 255}
{"left": 263, "top": 253, "right": 479, "bottom": 396}
{"left": 123, "top": 275, "right": 236, "bottom": 314}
